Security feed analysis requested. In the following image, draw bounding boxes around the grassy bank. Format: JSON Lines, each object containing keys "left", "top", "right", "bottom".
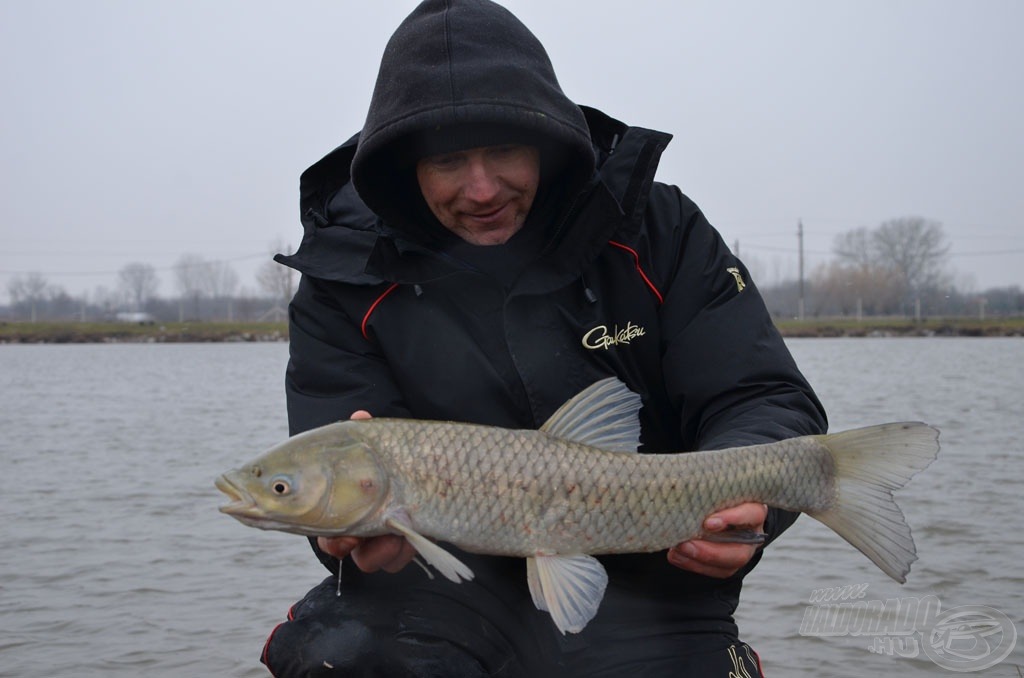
{"left": 1, "top": 317, "right": 1022, "bottom": 344}
{"left": 0, "top": 321, "right": 288, "bottom": 344}
{"left": 774, "top": 316, "right": 1024, "bottom": 337}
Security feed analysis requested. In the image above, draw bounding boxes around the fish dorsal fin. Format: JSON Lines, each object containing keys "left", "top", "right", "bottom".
{"left": 539, "top": 377, "right": 642, "bottom": 453}
{"left": 526, "top": 553, "right": 609, "bottom": 634}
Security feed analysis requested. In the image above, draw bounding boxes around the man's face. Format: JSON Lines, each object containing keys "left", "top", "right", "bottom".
{"left": 416, "top": 144, "right": 540, "bottom": 245}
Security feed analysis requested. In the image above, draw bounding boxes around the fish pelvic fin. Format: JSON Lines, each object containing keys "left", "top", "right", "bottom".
{"left": 539, "top": 377, "right": 642, "bottom": 453}
{"left": 526, "top": 553, "right": 609, "bottom": 635}
{"left": 384, "top": 514, "right": 474, "bottom": 584}
{"left": 808, "top": 422, "right": 939, "bottom": 583}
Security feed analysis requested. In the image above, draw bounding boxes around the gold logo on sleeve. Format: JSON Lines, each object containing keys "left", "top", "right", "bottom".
{"left": 726, "top": 267, "right": 746, "bottom": 292}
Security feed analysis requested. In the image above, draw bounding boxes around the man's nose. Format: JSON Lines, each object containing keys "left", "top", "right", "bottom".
{"left": 462, "top": 158, "right": 501, "bottom": 203}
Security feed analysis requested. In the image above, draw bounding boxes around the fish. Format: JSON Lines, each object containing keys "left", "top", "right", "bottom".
{"left": 216, "top": 377, "right": 939, "bottom": 634}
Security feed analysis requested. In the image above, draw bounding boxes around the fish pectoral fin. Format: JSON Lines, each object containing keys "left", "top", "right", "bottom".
{"left": 384, "top": 516, "right": 475, "bottom": 584}
{"left": 526, "top": 553, "right": 608, "bottom": 635}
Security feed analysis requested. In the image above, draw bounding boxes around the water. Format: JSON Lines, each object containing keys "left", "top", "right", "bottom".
{"left": 737, "top": 338, "right": 1024, "bottom": 676}
{"left": 1, "top": 343, "right": 323, "bottom": 677}
{"left": 1, "top": 339, "right": 1021, "bottom": 677}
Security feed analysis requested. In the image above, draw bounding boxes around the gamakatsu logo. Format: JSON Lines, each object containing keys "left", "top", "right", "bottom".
{"left": 582, "top": 322, "right": 646, "bottom": 350}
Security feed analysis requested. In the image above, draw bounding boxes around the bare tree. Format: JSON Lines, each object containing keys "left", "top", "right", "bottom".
{"left": 810, "top": 261, "right": 900, "bottom": 317}
{"left": 833, "top": 226, "right": 875, "bottom": 272}
{"left": 872, "top": 217, "right": 950, "bottom": 301}
{"left": 832, "top": 217, "right": 951, "bottom": 316}
{"left": 202, "top": 260, "right": 239, "bottom": 299}
{"left": 118, "top": 262, "right": 159, "bottom": 311}
{"left": 257, "top": 241, "right": 296, "bottom": 311}
{"left": 810, "top": 262, "right": 855, "bottom": 317}
{"left": 200, "top": 260, "right": 239, "bottom": 320}
{"left": 7, "top": 272, "right": 50, "bottom": 321}
{"left": 174, "top": 254, "right": 208, "bottom": 320}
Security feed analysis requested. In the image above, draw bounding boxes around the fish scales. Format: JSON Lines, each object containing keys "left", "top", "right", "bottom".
{"left": 216, "top": 377, "right": 938, "bottom": 634}
{"left": 354, "top": 418, "right": 837, "bottom": 556}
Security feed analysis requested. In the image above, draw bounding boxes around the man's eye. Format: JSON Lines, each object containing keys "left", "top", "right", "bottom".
{"left": 488, "top": 144, "right": 520, "bottom": 157}
{"left": 427, "top": 153, "right": 463, "bottom": 169}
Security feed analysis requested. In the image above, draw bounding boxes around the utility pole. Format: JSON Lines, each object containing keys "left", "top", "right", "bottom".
{"left": 797, "top": 219, "right": 805, "bottom": 320}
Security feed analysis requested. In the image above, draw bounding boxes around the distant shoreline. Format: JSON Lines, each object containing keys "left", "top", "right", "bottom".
{"left": 773, "top": 317, "right": 1024, "bottom": 338}
{"left": 1, "top": 318, "right": 1022, "bottom": 344}
{"left": 0, "top": 321, "right": 288, "bottom": 344}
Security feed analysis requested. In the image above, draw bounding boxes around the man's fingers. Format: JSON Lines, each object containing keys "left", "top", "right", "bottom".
{"left": 351, "top": 534, "right": 415, "bottom": 573}
{"left": 317, "top": 535, "right": 362, "bottom": 560}
{"left": 668, "top": 502, "right": 768, "bottom": 579}
{"left": 702, "top": 502, "right": 768, "bottom": 533}
{"left": 668, "top": 540, "right": 758, "bottom": 578}
{"left": 381, "top": 539, "right": 419, "bottom": 573}
{"left": 317, "top": 534, "right": 416, "bottom": 574}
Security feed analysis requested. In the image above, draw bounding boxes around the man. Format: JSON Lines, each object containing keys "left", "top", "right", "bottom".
{"left": 265, "top": 0, "right": 826, "bottom": 675}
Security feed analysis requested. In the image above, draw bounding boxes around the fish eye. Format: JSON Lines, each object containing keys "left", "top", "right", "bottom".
{"left": 269, "top": 476, "right": 292, "bottom": 496}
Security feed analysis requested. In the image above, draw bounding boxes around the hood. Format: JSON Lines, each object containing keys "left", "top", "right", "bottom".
{"left": 278, "top": 106, "right": 673, "bottom": 286}
{"left": 350, "top": 0, "right": 596, "bottom": 237}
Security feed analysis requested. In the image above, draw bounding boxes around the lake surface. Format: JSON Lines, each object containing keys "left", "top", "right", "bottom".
{"left": 1, "top": 339, "right": 1021, "bottom": 677}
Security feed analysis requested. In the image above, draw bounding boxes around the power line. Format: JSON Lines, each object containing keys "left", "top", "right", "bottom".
{"left": 949, "top": 248, "right": 1024, "bottom": 257}
{"left": 731, "top": 244, "right": 1024, "bottom": 258}
{"left": 734, "top": 243, "right": 832, "bottom": 255}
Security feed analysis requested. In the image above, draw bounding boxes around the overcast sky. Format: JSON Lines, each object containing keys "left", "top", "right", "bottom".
{"left": 2, "top": 0, "right": 1022, "bottom": 303}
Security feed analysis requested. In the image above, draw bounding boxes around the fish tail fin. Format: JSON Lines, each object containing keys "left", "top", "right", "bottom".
{"left": 807, "top": 422, "right": 939, "bottom": 583}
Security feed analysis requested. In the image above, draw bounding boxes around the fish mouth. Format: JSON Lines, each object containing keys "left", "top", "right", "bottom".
{"left": 215, "top": 474, "right": 257, "bottom": 516}
{"left": 214, "top": 472, "right": 321, "bottom": 535}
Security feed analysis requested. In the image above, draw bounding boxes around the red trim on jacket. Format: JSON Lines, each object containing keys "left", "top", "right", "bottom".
{"left": 261, "top": 622, "right": 284, "bottom": 675}
{"left": 608, "top": 240, "right": 663, "bottom": 304}
{"left": 260, "top": 604, "right": 297, "bottom": 676}
{"left": 361, "top": 283, "right": 400, "bottom": 340}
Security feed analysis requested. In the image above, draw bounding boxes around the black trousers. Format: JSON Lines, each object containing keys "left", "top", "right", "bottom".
{"left": 261, "top": 557, "right": 765, "bottom": 678}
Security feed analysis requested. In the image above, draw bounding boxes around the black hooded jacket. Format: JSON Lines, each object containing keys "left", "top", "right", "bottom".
{"left": 276, "top": 0, "right": 826, "bottom": 644}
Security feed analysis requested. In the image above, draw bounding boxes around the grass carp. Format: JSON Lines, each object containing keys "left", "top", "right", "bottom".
{"left": 216, "top": 378, "right": 939, "bottom": 634}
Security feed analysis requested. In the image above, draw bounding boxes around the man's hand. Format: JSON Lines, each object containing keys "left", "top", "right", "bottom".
{"left": 317, "top": 534, "right": 418, "bottom": 573}
{"left": 667, "top": 502, "right": 768, "bottom": 579}
{"left": 316, "top": 409, "right": 418, "bottom": 574}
